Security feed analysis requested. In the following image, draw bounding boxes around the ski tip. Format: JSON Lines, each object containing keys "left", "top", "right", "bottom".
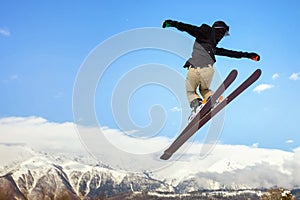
{"left": 232, "top": 69, "right": 238, "bottom": 75}
{"left": 253, "top": 69, "right": 262, "bottom": 79}
{"left": 228, "top": 69, "right": 238, "bottom": 78}
{"left": 160, "top": 152, "right": 172, "bottom": 160}
{"left": 255, "top": 68, "right": 262, "bottom": 75}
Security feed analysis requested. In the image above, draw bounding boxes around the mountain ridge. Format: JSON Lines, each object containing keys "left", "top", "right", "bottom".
{"left": 0, "top": 150, "right": 297, "bottom": 200}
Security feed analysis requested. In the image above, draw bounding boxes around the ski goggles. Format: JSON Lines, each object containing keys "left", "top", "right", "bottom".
{"left": 213, "top": 26, "right": 230, "bottom": 36}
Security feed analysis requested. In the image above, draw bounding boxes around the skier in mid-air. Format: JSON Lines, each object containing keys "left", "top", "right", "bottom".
{"left": 162, "top": 19, "right": 260, "bottom": 121}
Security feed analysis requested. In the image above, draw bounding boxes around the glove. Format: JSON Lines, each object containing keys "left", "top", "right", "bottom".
{"left": 244, "top": 52, "right": 260, "bottom": 61}
{"left": 162, "top": 20, "right": 178, "bottom": 28}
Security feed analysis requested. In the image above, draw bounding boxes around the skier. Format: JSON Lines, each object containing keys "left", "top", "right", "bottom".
{"left": 162, "top": 19, "right": 260, "bottom": 121}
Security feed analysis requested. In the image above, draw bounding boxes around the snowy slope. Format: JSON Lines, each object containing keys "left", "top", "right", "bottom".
{"left": 1, "top": 116, "right": 300, "bottom": 199}
{"left": 0, "top": 145, "right": 174, "bottom": 199}
{"left": 0, "top": 143, "right": 299, "bottom": 199}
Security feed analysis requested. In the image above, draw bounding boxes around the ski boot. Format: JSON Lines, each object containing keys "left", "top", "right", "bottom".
{"left": 188, "top": 98, "right": 204, "bottom": 122}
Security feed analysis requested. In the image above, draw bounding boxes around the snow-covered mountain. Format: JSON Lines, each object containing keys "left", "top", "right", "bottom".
{"left": 0, "top": 149, "right": 173, "bottom": 199}
{"left": 0, "top": 145, "right": 297, "bottom": 200}
{"left": 1, "top": 116, "right": 300, "bottom": 199}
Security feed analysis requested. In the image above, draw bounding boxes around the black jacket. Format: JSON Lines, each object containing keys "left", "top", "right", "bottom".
{"left": 176, "top": 22, "right": 246, "bottom": 63}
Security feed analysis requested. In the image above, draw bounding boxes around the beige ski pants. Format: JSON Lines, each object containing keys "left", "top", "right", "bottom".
{"left": 186, "top": 64, "right": 214, "bottom": 104}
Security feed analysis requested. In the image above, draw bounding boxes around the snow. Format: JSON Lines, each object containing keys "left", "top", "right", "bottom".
{"left": 0, "top": 142, "right": 298, "bottom": 200}
{"left": 1, "top": 141, "right": 297, "bottom": 190}
{"left": 0, "top": 116, "right": 300, "bottom": 190}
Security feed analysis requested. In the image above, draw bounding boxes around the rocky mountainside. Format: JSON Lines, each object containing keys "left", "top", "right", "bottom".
{"left": 0, "top": 152, "right": 174, "bottom": 199}
{"left": 0, "top": 144, "right": 298, "bottom": 200}
{"left": 1, "top": 116, "right": 300, "bottom": 199}
{"left": 0, "top": 153, "right": 296, "bottom": 200}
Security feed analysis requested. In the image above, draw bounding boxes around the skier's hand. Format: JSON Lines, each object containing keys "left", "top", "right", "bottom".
{"left": 245, "top": 52, "right": 260, "bottom": 61}
{"left": 162, "top": 20, "right": 178, "bottom": 28}
{"left": 250, "top": 53, "right": 260, "bottom": 61}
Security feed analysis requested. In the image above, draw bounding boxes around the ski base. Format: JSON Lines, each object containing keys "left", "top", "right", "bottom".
{"left": 171, "top": 69, "right": 238, "bottom": 146}
{"left": 160, "top": 69, "right": 262, "bottom": 160}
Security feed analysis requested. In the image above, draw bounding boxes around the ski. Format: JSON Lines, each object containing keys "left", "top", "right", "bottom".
{"left": 160, "top": 69, "right": 262, "bottom": 160}
{"left": 160, "top": 69, "right": 238, "bottom": 160}
{"left": 172, "top": 69, "right": 238, "bottom": 145}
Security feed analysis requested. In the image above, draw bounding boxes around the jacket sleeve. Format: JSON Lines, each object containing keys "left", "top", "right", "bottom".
{"left": 215, "top": 47, "right": 246, "bottom": 58}
{"left": 175, "top": 22, "right": 207, "bottom": 38}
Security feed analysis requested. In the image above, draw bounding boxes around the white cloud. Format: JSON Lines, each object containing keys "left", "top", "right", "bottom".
{"left": 170, "top": 106, "right": 181, "bottom": 112}
{"left": 252, "top": 143, "right": 259, "bottom": 148}
{"left": 0, "top": 116, "right": 83, "bottom": 153}
{"left": 289, "top": 72, "right": 300, "bottom": 81}
{"left": 272, "top": 73, "right": 279, "bottom": 80}
{"left": 286, "top": 140, "right": 294, "bottom": 144}
{"left": 253, "top": 84, "right": 274, "bottom": 94}
{"left": 9, "top": 74, "right": 19, "bottom": 80}
{"left": 1, "top": 116, "right": 300, "bottom": 188}
{"left": 54, "top": 92, "right": 64, "bottom": 99}
{"left": 0, "top": 28, "right": 10, "bottom": 36}
{"left": 2, "top": 74, "right": 20, "bottom": 84}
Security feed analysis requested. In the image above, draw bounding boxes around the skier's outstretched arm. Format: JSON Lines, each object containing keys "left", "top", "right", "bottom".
{"left": 162, "top": 19, "right": 205, "bottom": 38}
{"left": 216, "top": 47, "right": 260, "bottom": 61}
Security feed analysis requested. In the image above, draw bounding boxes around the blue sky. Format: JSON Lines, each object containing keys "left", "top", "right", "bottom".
{"left": 1, "top": 1, "right": 300, "bottom": 152}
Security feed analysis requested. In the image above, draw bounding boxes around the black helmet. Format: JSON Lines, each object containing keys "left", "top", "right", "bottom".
{"left": 212, "top": 21, "right": 229, "bottom": 36}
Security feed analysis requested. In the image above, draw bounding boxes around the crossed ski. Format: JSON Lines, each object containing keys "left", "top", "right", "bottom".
{"left": 160, "top": 69, "right": 262, "bottom": 160}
